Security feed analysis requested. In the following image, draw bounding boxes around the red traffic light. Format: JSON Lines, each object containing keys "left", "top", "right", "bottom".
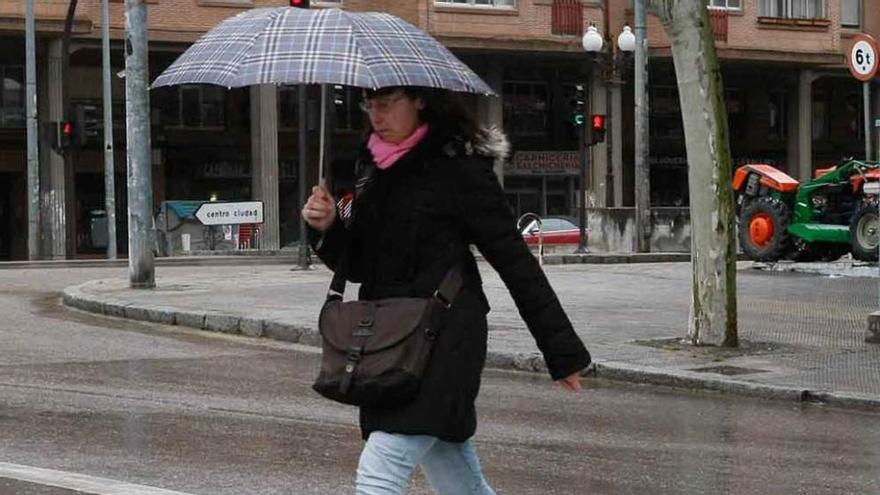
{"left": 591, "top": 114, "right": 606, "bottom": 131}
{"left": 61, "top": 121, "right": 74, "bottom": 136}
{"left": 290, "top": 0, "right": 310, "bottom": 7}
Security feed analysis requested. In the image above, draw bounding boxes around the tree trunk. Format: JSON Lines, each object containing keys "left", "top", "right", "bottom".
{"left": 653, "top": 0, "right": 737, "bottom": 346}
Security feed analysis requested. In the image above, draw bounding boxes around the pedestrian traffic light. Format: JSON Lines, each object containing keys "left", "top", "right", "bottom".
{"left": 55, "top": 120, "right": 76, "bottom": 154}
{"left": 570, "top": 84, "right": 586, "bottom": 127}
{"left": 589, "top": 114, "right": 606, "bottom": 145}
{"left": 290, "top": 0, "right": 309, "bottom": 7}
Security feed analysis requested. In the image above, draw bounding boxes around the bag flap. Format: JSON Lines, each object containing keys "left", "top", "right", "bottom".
{"left": 319, "top": 298, "right": 431, "bottom": 353}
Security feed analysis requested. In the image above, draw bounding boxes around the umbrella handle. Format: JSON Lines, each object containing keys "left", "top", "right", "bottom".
{"left": 318, "top": 83, "right": 327, "bottom": 182}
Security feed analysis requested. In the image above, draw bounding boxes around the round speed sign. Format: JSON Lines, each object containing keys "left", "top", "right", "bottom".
{"left": 848, "top": 34, "right": 879, "bottom": 81}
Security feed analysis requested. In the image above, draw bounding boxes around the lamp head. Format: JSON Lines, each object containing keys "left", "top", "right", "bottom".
{"left": 617, "top": 25, "right": 636, "bottom": 53}
{"left": 582, "top": 25, "right": 604, "bottom": 53}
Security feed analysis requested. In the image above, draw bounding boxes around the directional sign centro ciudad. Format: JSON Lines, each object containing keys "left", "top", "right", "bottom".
{"left": 194, "top": 201, "right": 264, "bottom": 226}
{"left": 848, "top": 33, "right": 879, "bottom": 82}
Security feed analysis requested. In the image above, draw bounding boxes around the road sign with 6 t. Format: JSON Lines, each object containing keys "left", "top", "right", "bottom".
{"left": 849, "top": 33, "right": 879, "bottom": 82}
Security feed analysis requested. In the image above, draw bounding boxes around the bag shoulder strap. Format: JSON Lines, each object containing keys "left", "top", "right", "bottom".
{"left": 327, "top": 253, "right": 464, "bottom": 307}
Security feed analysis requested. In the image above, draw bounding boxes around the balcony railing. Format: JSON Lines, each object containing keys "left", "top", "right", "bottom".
{"left": 551, "top": 0, "right": 583, "bottom": 37}
{"left": 708, "top": 8, "right": 728, "bottom": 42}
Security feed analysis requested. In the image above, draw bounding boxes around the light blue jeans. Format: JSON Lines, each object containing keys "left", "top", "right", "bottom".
{"left": 356, "top": 431, "right": 496, "bottom": 495}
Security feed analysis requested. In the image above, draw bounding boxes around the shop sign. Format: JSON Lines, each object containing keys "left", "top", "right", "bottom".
{"left": 202, "top": 160, "right": 298, "bottom": 179}
{"left": 507, "top": 151, "right": 579, "bottom": 175}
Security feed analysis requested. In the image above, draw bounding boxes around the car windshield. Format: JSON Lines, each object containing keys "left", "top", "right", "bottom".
{"left": 521, "top": 218, "right": 577, "bottom": 233}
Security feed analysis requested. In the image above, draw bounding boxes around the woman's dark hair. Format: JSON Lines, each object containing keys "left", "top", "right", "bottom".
{"left": 363, "top": 86, "right": 481, "bottom": 141}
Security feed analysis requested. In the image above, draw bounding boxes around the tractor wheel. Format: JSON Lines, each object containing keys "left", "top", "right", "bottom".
{"left": 738, "top": 196, "right": 791, "bottom": 261}
{"left": 850, "top": 199, "right": 880, "bottom": 262}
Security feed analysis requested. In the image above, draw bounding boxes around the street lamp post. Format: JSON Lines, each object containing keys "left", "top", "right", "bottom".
{"left": 577, "top": 26, "right": 603, "bottom": 254}
{"left": 579, "top": 25, "right": 635, "bottom": 254}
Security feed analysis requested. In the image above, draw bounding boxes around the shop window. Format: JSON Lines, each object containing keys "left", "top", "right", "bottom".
{"left": 726, "top": 88, "right": 745, "bottom": 141}
{"left": 651, "top": 86, "right": 683, "bottom": 141}
{"left": 503, "top": 81, "right": 549, "bottom": 137}
{"left": 159, "top": 85, "right": 225, "bottom": 129}
{"left": 333, "top": 86, "right": 364, "bottom": 132}
{"left": 1, "top": 66, "right": 24, "bottom": 128}
{"left": 811, "top": 90, "right": 828, "bottom": 142}
{"left": 768, "top": 91, "right": 787, "bottom": 141}
{"left": 841, "top": 0, "right": 860, "bottom": 27}
{"left": 709, "top": 0, "right": 741, "bottom": 9}
{"left": 759, "top": 0, "right": 824, "bottom": 19}
{"left": 279, "top": 86, "right": 299, "bottom": 130}
{"left": 435, "top": 0, "right": 515, "bottom": 7}
{"left": 845, "top": 92, "right": 863, "bottom": 141}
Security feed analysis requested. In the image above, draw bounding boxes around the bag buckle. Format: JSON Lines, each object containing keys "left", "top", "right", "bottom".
{"left": 347, "top": 346, "right": 363, "bottom": 364}
{"left": 433, "top": 290, "right": 452, "bottom": 309}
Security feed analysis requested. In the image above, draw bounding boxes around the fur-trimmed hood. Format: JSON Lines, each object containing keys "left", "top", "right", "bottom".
{"left": 441, "top": 125, "right": 510, "bottom": 163}
{"left": 473, "top": 125, "right": 510, "bottom": 161}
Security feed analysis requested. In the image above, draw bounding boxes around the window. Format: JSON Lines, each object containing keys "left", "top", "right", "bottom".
{"left": 768, "top": 91, "right": 787, "bottom": 141}
{"left": 812, "top": 90, "right": 828, "bottom": 141}
{"left": 841, "top": 0, "right": 860, "bottom": 27}
{"left": 846, "top": 92, "right": 863, "bottom": 140}
{"left": 332, "top": 86, "right": 364, "bottom": 131}
{"left": 159, "top": 85, "right": 225, "bottom": 128}
{"left": 502, "top": 81, "right": 548, "bottom": 136}
{"left": 435, "top": 0, "right": 515, "bottom": 7}
{"left": 759, "top": 0, "right": 824, "bottom": 19}
{"left": 1, "top": 66, "right": 24, "bottom": 128}
{"left": 709, "top": 0, "right": 741, "bottom": 9}
{"left": 279, "top": 86, "right": 300, "bottom": 130}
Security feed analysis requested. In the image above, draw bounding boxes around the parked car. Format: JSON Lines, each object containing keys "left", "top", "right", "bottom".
{"left": 519, "top": 215, "right": 583, "bottom": 245}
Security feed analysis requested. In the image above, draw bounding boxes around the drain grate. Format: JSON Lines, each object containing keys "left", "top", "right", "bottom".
{"left": 688, "top": 365, "right": 769, "bottom": 376}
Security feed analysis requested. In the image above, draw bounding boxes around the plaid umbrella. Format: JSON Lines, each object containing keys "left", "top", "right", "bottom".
{"left": 151, "top": 7, "right": 494, "bottom": 95}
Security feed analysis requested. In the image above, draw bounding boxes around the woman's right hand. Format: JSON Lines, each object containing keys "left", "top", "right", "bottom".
{"left": 302, "top": 183, "right": 336, "bottom": 232}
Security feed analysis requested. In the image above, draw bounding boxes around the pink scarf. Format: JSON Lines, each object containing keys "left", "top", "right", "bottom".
{"left": 367, "top": 124, "right": 430, "bottom": 170}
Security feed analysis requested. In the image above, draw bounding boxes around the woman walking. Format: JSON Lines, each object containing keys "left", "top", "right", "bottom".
{"left": 303, "top": 86, "right": 590, "bottom": 495}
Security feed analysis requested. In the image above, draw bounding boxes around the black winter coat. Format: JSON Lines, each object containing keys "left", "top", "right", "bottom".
{"left": 308, "top": 124, "right": 590, "bottom": 443}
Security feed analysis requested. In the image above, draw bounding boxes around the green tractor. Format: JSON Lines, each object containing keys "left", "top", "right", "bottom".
{"left": 732, "top": 159, "right": 880, "bottom": 262}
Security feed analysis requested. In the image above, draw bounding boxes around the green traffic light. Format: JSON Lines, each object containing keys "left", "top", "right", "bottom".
{"left": 573, "top": 114, "right": 585, "bottom": 126}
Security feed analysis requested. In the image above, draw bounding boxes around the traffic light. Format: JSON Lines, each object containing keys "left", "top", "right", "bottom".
{"left": 589, "top": 114, "right": 606, "bottom": 145}
{"left": 570, "top": 84, "right": 585, "bottom": 127}
{"left": 331, "top": 84, "right": 345, "bottom": 107}
{"left": 60, "top": 120, "right": 75, "bottom": 150}
{"left": 290, "top": 0, "right": 309, "bottom": 7}
{"left": 73, "top": 104, "right": 100, "bottom": 149}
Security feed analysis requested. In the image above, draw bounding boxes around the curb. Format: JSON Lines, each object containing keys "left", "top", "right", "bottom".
{"left": 61, "top": 283, "right": 880, "bottom": 412}
{"left": 750, "top": 260, "right": 879, "bottom": 278}
{"left": 1, "top": 256, "right": 304, "bottom": 270}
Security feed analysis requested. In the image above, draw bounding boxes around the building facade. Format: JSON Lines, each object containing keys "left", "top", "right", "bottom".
{"left": 0, "top": 0, "right": 876, "bottom": 259}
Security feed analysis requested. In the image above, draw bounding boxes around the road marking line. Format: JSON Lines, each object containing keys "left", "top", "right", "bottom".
{"left": 0, "top": 462, "right": 194, "bottom": 495}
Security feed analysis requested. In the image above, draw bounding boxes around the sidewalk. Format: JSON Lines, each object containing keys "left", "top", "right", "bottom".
{"left": 61, "top": 258, "right": 880, "bottom": 411}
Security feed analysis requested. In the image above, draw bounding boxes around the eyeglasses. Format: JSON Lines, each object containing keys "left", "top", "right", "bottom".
{"left": 359, "top": 94, "right": 406, "bottom": 114}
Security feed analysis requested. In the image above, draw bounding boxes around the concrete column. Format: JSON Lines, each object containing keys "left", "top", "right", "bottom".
{"left": 45, "top": 39, "right": 67, "bottom": 259}
{"left": 797, "top": 69, "right": 816, "bottom": 182}
{"left": 590, "top": 71, "right": 608, "bottom": 207}
{"left": 477, "top": 63, "right": 504, "bottom": 186}
{"left": 250, "top": 84, "right": 280, "bottom": 251}
{"left": 611, "top": 82, "right": 624, "bottom": 207}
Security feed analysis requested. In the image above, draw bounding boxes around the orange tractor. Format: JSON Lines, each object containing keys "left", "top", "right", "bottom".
{"left": 732, "top": 160, "right": 880, "bottom": 262}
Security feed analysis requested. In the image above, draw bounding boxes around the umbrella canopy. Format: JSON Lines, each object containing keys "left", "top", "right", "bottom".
{"left": 151, "top": 7, "right": 494, "bottom": 95}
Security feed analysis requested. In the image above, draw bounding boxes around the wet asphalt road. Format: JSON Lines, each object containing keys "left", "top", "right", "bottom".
{"left": 1, "top": 266, "right": 879, "bottom": 495}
